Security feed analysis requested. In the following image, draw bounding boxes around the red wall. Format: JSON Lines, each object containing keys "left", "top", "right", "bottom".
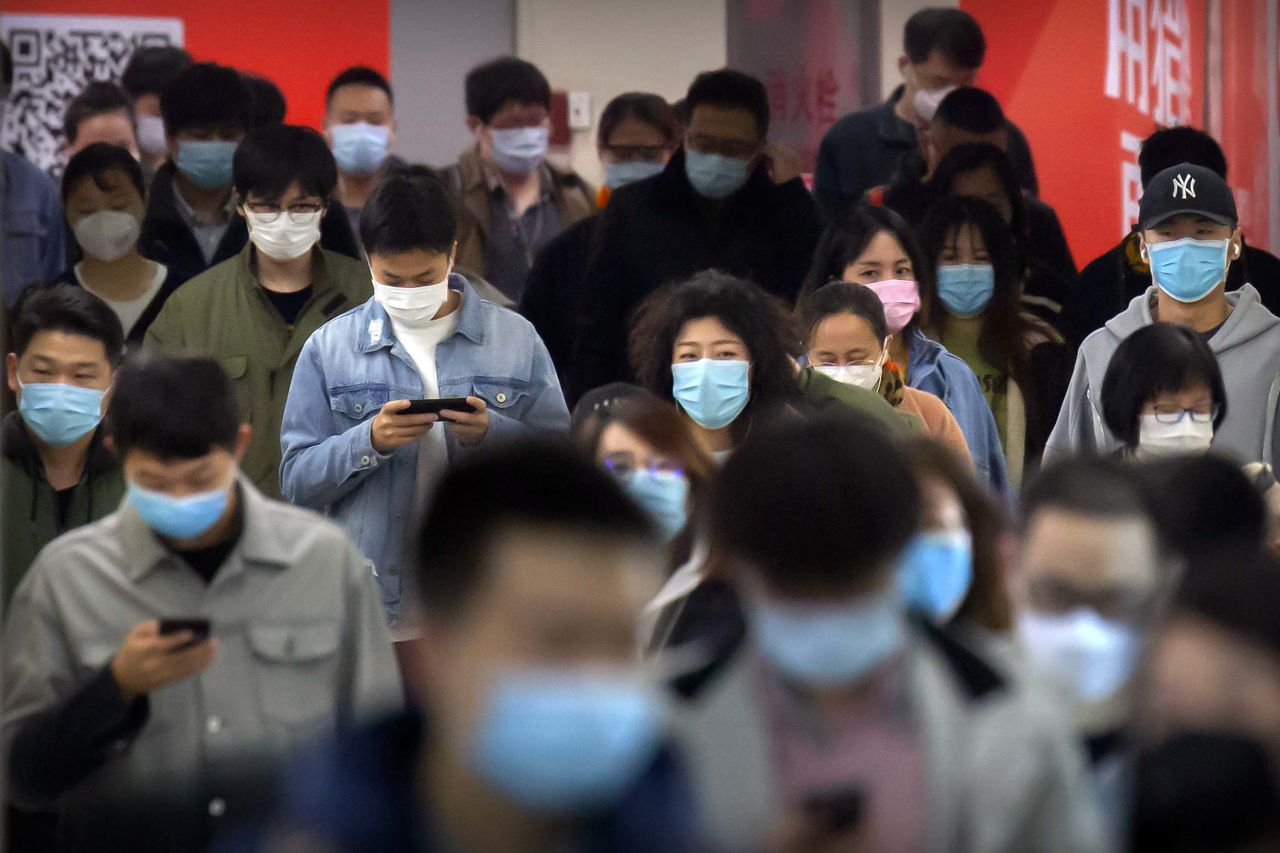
{"left": 8, "top": 0, "right": 390, "bottom": 130}
{"left": 960, "top": 0, "right": 1207, "bottom": 266}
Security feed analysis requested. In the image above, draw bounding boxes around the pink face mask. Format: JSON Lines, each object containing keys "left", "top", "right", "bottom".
{"left": 865, "top": 279, "right": 921, "bottom": 335}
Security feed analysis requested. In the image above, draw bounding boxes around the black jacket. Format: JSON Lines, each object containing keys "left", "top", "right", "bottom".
{"left": 519, "top": 214, "right": 600, "bottom": 387}
{"left": 568, "top": 152, "right": 822, "bottom": 401}
{"left": 1064, "top": 233, "right": 1280, "bottom": 346}
{"left": 139, "top": 163, "right": 362, "bottom": 288}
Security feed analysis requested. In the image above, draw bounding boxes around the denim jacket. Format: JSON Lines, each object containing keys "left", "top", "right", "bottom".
{"left": 280, "top": 275, "right": 570, "bottom": 623}
{"left": 906, "top": 328, "right": 1010, "bottom": 495}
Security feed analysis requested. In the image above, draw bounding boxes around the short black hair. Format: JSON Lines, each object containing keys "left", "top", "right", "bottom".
{"left": 1174, "top": 544, "right": 1280, "bottom": 657}
{"left": 62, "top": 142, "right": 146, "bottom": 204}
{"left": 232, "top": 124, "right": 337, "bottom": 202}
{"left": 1140, "top": 457, "right": 1266, "bottom": 559}
{"left": 926, "top": 140, "right": 1027, "bottom": 238}
{"left": 62, "top": 81, "right": 134, "bottom": 145}
{"left": 465, "top": 57, "right": 550, "bottom": 124}
{"left": 160, "top": 62, "right": 251, "bottom": 137}
{"left": 11, "top": 283, "right": 124, "bottom": 368}
{"left": 360, "top": 165, "right": 457, "bottom": 257}
{"left": 685, "top": 69, "right": 769, "bottom": 140}
{"left": 712, "top": 413, "right": 920, "bottom": 595}
{"left": 121, "top": 45, "right": 192, "bottom": 99}
{"left": 933, "top": 86, "right": 1004, "bottom": 133}
{"left": 326, "top": 65, "right": 393, "bottom": 106}
{"left": 108, "top": 352, "right": 239, "bottom": 460}
{"left": 799, "top": 282, "right": 888, "bottom": 346}
{"left": 597, "top": 92, "right": 680, "bottom": 149}
{"left": 905, "top": 8, "right": 986, "bottom": 67}
{"left": 1020, "top": 457, "right": 1154, "bottom": 531}
{"left": 414, "top": 439, "right": 653, "bottom": 620}
{"left": 1140, "top": 126, "right": 1228, "bottom": 187}
{"left": 1102, "top": 323, "right": 1227, "bottom": 449}
{"left": 242, "top": 73, "right": 287, "bottom": 130}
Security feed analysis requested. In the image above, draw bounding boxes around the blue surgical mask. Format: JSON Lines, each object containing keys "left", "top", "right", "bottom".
{"left": 604, "top": 159, "right": 665, "bottom": 190}
{"left": 127, "top": 481, "right": 230, "bottom": 540}
{"left": 17, "top": 379, "right": 106, "bottom": 447}
{"left": 936, "top": 263, "right": 996, "bottom": 317}
{"left": 671, "top": 358, "right": 750, "bottom": 430}
{"left": 1148, "top": 237, "right": 1231, "bottom": 303}
{"left": 330, "top": 122, "right": 391, "bottom": 176}
{"left": 898, "top": 530, "right": 973, "bottom": 622}
{"left": 684, "top": 149, "right": 751, "bottom": 200}
{"left": 490, "top": 126, "right": 549, "bottom": 176}
{"left": 622, "top": 470, "right": 689, "bottom": 541}
{"left": 1017, "top": 608, "right": 1140, "bottom": 703}
{"left": 176, "top": 139, "right": 238, "bottom": 190}
{"left": 470, "top": 669, "right": 664, "bottom": 813}
{"left": 751, "top": 585, "right": 906, "bottom": 688}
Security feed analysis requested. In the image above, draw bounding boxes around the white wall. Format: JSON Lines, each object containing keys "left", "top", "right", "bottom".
{"left": 515, "top": 0, "right": 727, "bottom": 186}
{"left": 878, "top": 0, "right": 957, "bottom": 100}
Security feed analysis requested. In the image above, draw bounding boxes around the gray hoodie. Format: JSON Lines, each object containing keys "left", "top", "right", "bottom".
{"left": 1045, "top": 284, "right": 1280, "bottom": 465}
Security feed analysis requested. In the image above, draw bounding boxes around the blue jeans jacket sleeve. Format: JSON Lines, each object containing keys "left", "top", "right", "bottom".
{"left": 280, "top": 337, "right": 390, "bottom": 508}
{"left": 474, "top": 337, "right": 570, "bottom": 446}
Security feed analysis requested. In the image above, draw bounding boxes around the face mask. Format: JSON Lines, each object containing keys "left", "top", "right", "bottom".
{"left": 1017, "top": 607, "right": 1140, "bottom": 703}
{"left": 813, "top": 341, "right": 889, "bottom": 391}
{"left": 684, "top": 149, "right": 751, "bottom": 200}
{"left": 127, "top": 481, "right": 230, "bottom": 540}
{"left": 73, "top": 210, "right": 140, "bottom": 263}
{"left": 136, "top": 114, "right": 168, "bottom": 156}
{"left": 245, "top": 211, "right": 322, "bottom": 261}
{"left": 330, "top": 122, "right": 391, "bottom": 176}
{"left": 373, "top": 275, "right": 451, "bottom": 326}
{"left": 489, "top": 126, "right": 549, "bottom": 176}
{"left": 1148, "top": 237, "right": 1232, "bottom": 303}
{"left": 751, "top": 585, "right": 906, "bottom": 688}
{"left": 604, "top": 159, "right": 665, "bottom": 190}
{"left": 866, "top": 278, "right": 921, "bottom": 334}
{"left": 1136, "top": 414, "right": 1214, "bottom": 459}
{"left": 470, "top": 669, "right": 664, "bottom": 813}
{"left": 176, "top": 140, "right": 238, "bottom": 190}
{"left": 898, "top": 529, "right": 973, "bottom": 622}
{"left": 622, "top": 470, "right": 689, "bottom": 541}
{"left": 937, "top": 263, "right": 995, "bottom": 317}
{"left": 911, "top": 77, "right": 956, "bottom": 123}
{"left": 671, "top": 358, "right": 750, "bottom": 430}
{"left": 17, "top": 379, "right": 106, "bottom": 447}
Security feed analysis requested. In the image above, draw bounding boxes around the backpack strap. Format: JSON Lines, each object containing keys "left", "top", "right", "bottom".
{"left": 911, "top": 614, "right": 1006, "bottom": 701}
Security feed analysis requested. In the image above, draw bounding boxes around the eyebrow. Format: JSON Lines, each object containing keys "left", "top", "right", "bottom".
{"left": 383, "top": 266, "right": 439, "bottom": 280}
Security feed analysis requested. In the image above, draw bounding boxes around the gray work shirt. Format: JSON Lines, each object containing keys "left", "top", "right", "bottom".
{"left": 483, "top": 165, "right": 564, "bottom": 303}
{"left": 2, "top": 477, "right": 402, "bottom": 837}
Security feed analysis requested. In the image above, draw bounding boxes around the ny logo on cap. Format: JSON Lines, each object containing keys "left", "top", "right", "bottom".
{"left": 1172, "top": 173, "right": 1196, "bottom": 200}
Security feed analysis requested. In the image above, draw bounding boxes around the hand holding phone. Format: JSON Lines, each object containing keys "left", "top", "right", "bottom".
{"left": 402, "top": 397, "right": 479, "bottom": 415}
{"left": 371, "top": 400, "right": 440, "bottom": 454}
{"left": 111, "top": 619, "right": 217, "bottom": 702}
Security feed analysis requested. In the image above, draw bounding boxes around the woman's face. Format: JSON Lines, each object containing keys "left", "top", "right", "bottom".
{"left": 596, "top": 421, "right": 679, "bottom": 476}
{"left": 951, "top": 165, "right": 1014, "bottom": 225}
{"left": 807, "top": 312, "right": 884, "bottom": 369}
{"left": 840, "top": 229, "right": 915, "bottom": 285}
{"left": 938, "top": 222, "right": 990, "bottom": 267}
{"left": 64, "top": 170, "right": 146, "bottom": 229}
{"left": 1143, "top": 384, "right": 1215, "bottom": 420}
{"left": 671, "top": 316, "right": 751, "bottom": 364}
{"left": 599, "top": 116, "right": 673, "bottom": 166}
{"left": 920, "top": 474, "right": 968, "bottom": 535}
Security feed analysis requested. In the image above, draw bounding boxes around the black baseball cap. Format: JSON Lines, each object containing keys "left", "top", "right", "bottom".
{"left": 1139, "top": 162, "right": 1237, "bottom": 230}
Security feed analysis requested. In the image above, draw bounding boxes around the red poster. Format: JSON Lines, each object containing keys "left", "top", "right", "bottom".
{"left": 1219, "top": 0, "right": 1274, "bottom": 253}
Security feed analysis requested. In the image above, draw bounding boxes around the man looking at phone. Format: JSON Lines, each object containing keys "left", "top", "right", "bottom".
{"left": 2, "top": 353, "right": 400, "bottom": 850}
{"left": 281, "top": 166, "right": 569, "bottom": 628}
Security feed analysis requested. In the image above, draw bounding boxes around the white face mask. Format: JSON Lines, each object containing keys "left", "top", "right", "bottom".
{"left": 909, "top": 69, "right": 956, "bottom": 123}
{"left": 1017, "top": 608, "right": 1141, "bottom": 705}
{"left": 73, "top": 210, "right": 141, "bottom": 263}
{"left": 245, "top": 211, "right": 322, "bottom": 261}
{"left": 811, "top": 339, "right": 889, "bottom": 391}
{"left": 136, "top": 114, "right": 168, "bottom": 156}
{"left": 372, "top": 272, "right": 451, "bottom": 326}
{"left": 1135, "top": 414, "right": 1214, "bottom": 459}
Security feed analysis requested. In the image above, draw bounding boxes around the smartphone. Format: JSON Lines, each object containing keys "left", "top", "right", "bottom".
{"left": 158, "top": 618, "right": 211, "bottom": 651}
{"left": 803, "top": 787, "right": 865, "bottom": 833}
{"left": 402, "top": 397, "right": 478, "bottom": 415}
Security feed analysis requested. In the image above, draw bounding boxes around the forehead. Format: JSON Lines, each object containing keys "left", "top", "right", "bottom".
{"left": 328, "top": 83, "right": 392, "bottom": 113}
{"left": 78, "top": 110, "right": 135, "bottom": 135}
{"left": 676, "top": 315, "right": 743, "bottom": 344}
{"left": 20, "top": 329, "right": 110, "bottom": 365}
{"left": 1023, "top": 507, "right": 1159, "bottom": 588}
{"left": 489, "top": 99, "right": 548, "bottom": 125}
{"left": 852, "top": 229, "right": 910, "bottom": 264}
{"left": 67, "top": 169, "right": 139, "bottom": 203}
{"left": 124, "top": 446, "right": 230, "bottom": 476}
{"left": 605, "top": 117, "right": 668, "bottom": 147}
{"left": 687, "top": 104, "right": 759, "bottom": 141}
{"left": 597, "top": 421, "right": 653, "bottom": 457}
{"left": 244, "top": 180, "right": 318, "bottom": 203}
{"left": 369, "top": 247, "right": 451, "bottom": 275}
{"left": 916, "top": 50, "right": 979, "bottom": 80}
{"left": 812, "top": 312, "right": 876, "bottom": 345}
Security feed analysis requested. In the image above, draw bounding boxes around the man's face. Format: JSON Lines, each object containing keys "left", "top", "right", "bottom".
{"left": 323, "top": 83, "right": 396, "bottom": 143}
{"left": 415, "top": 527, "right": 661, "bottom": 764}
{"left": 7, "top": 331, "right": 114, "bottom": 410}
{"left": 468, "top": 99, "right": 549, "bottom": 164}
{"left": 166, "top": 122, "right": 244, "bottom": 164}
{"left": 71, "top": 109, "right": 139, "bottom": 159}
{"left": 122, "top": 426, "right": 248, "bottom": 499}
{"left": 901, "top": 49, "right": 979, "bottom": 99}
{"left": 949, "top": 164, "right": 1014, "bottom": 224}
{"left": 684, "top": 104, "right": 762, "bottom": 166}
{"left": 64, "top": 169, "right": 146, "bottom": 231}
{"left": 368, "top": 245, "right": 456, "bottom": 288}
{"left": 238, "top": 179, "right": 325, "bottom": 225}
{"left": 1141, "top": 214, "right": 1240, "bottom": 249}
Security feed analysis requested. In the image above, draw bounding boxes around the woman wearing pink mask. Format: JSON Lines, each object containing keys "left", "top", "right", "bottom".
{"left": 801, "top": 205, "right": 1008, "bottom": 493}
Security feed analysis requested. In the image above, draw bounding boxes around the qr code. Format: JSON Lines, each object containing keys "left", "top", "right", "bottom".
{"left": 0, "top": 14, "right": 184, "bottom": 174}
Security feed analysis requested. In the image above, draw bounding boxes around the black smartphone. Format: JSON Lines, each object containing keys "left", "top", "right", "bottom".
{"left": 803, "top": 787, "right": 865, "bottom": 833}
{"left": 158, "top": 618, "right": 211, "bottom": 650}
{"left": 402, "top": 397, "right": 478, "bottom": 415}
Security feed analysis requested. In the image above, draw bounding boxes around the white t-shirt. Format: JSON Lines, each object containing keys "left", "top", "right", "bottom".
{"left": 387, "top": 307, "right": 459, "bottom": 499}
{"left": 76, "top": 261, "right": 167, "bottom": 336}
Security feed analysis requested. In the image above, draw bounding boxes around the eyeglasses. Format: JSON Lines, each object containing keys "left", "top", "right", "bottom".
{"left": 1148, "top": 404, "right": 1220, "bottom": 424}
{"left": 602, "top": 453, "right": 684, "bottom": 479}
{"left": 684, "top": 134, "right": 759, "bottom": 161}
{"left": 602, "top": 144, "right": 670, "bottom": 163}
{"left": 245, "top": 201, "right": 324, "bottom": 223}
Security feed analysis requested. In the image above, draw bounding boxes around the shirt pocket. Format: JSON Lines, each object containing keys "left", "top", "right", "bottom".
{"left": 470, "top": 378, "right": 531, "bottom": 413}
{"left": 217, "top": 356, "right": 252, "bottom": 425}
{"left": 247, "top": 621, "right": 342, "bottom": 728}
{"left": 327, "top": 383, "right": 392, "bottom": 422}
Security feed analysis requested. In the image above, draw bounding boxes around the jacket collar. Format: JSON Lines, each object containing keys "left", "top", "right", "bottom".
{"left": 230, "top": 242, "right": 342, "bottom": 299}
{"left": 1, "top": 410, "right": 117, "bottom": 477}
{"left": 355, "top": 273, "right": 486, "bottom": 353}
{"left": 876, "top": 86, "right": 919, "bottom": 146}
{"left": 119, "top": 474, "right": 292, "bottom": 583}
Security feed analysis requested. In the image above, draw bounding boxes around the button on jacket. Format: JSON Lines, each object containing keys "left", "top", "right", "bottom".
{"left": 1, "top": 478, "right": 401, "bottom": 847}
{"left": 145, "top": 245, "right": 373, "bottom": 496}
{"left": 280, "top": 274, "right": 570, "bottom": 624}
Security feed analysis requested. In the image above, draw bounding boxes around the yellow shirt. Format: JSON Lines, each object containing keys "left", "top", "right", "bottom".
{"left": 939, "top": 316, "right": 1009, "bottom": 450}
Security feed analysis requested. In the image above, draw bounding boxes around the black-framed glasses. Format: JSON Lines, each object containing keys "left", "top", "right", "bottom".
{"left": 245, "top": 201, "right": 324, "bottom": 223}
{"left": 1148, "top": 404, "right": 1220, "bottom": 425}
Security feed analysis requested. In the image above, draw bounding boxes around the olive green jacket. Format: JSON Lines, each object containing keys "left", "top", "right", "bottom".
{"left": 796, "top": 367, "right": 921, "bottom": 434}
{"left": 145, "top": 246, "right": 372, "bottom": 496}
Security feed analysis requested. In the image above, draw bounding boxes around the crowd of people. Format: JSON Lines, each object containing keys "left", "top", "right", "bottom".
{"left": 1, "top": 7, "right": 1279, "bottom": 852}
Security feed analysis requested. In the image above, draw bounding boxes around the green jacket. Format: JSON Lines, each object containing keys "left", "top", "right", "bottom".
{"left": 796, "top": 367, "right": 921, "bottom": 434}
{"left": 2, "top": 412, "right": 124, "bottom": 604}
{"left": 146, "top": 245, "right": 372, "bottom": 496}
